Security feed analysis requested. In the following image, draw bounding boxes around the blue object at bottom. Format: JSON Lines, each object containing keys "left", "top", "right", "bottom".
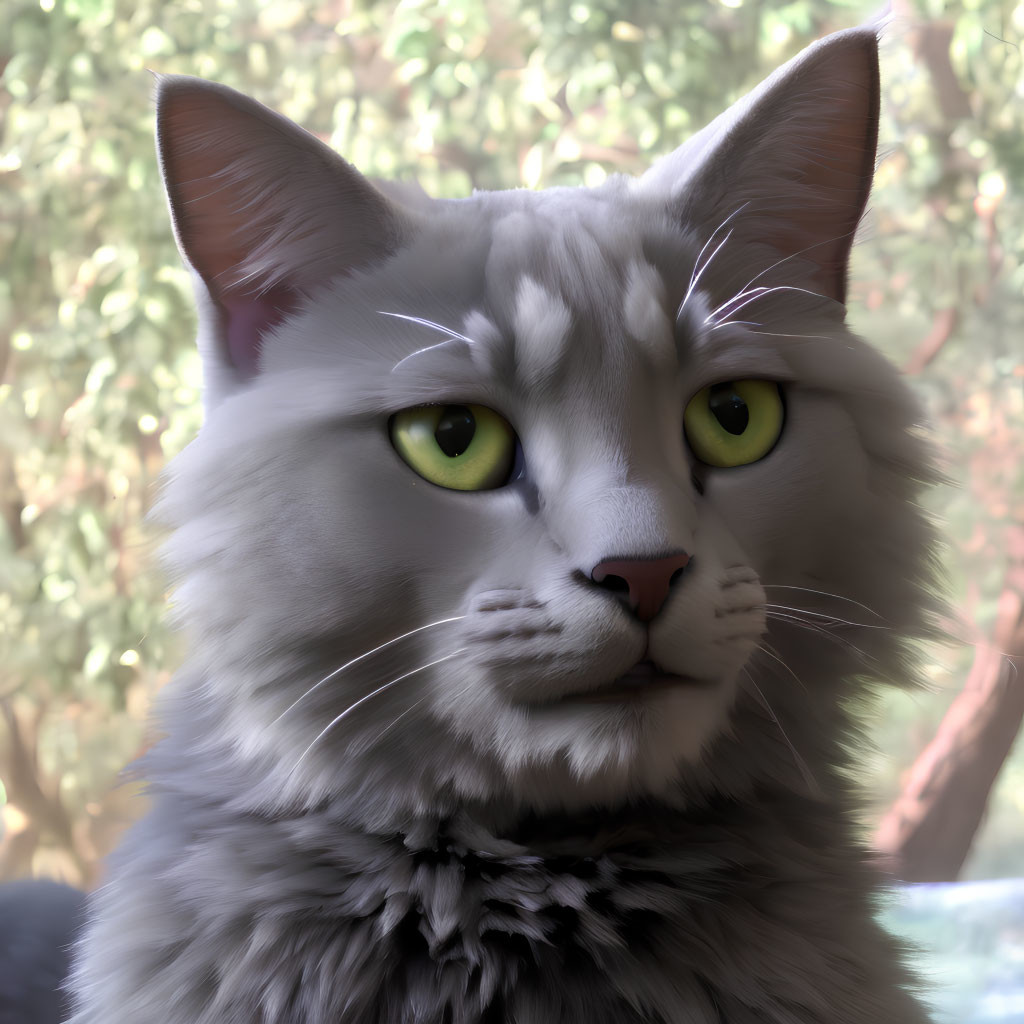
{"left": 882, "top": 879, "right": 1024, "bottom": 1023}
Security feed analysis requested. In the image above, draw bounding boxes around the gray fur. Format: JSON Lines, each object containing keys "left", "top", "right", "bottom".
{"left": 68, "top": 26, "right": 939, "bottom": 1023}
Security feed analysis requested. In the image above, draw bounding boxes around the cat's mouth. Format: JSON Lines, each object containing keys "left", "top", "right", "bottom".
{"left": 561, "top": 660, "right": 710, "bottom": 704}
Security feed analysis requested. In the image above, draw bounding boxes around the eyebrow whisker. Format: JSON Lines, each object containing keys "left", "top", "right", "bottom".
{"left": 381, "top": 311, "right": 479, "bottom": 373}
{"left": 390, "top": 338, "right": 470, "bottom": 373}
{"left": 379, "top": 311, "right": 477, "bottom": 346}
{"left": 677, "top": 201, "right": 753, "bottom": 319}
{"left": 705, "top": 284, "right": 828, "bottom": 325}
{"left": 678, "top": 229, "right": 733, "bottom": 319}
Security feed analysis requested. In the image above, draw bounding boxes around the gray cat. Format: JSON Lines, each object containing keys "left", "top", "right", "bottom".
{"left": 67, "top": 25, "right": 939, "bottom": 1024}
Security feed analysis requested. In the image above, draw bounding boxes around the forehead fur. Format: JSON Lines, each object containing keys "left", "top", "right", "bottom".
{"left": 476, "top": 185, "right": 670, "bottom": 311}
{"left": 403, "top": 184, "right": 686, "bottom": 392}
{"left": 512, "top": 277, "right": 572, "bottom": 392}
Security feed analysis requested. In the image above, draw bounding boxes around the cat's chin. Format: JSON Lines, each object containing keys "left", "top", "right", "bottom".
{"left": 547, "top": 660, "right": 715, "bottom": 705}
{"left": 457, "top": 668, "right": 740, "bottom": 813}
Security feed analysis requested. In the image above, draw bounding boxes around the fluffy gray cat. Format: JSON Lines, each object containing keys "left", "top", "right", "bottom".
{"left": 67, "top": 25, "right": 939, "bottom": 1024}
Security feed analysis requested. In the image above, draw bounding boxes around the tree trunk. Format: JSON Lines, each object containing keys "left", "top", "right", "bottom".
{"left": 874, "top": 536, "right": 1024, "bottom": 881}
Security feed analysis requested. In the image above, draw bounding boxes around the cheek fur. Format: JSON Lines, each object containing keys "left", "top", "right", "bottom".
{"left": 703, "top": 395, "right": 870, "bottom": 578}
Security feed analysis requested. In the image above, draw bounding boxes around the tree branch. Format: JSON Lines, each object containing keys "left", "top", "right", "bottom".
{"left": 874, "top": 541, "right": 1024, "bottom": 881}
{"left": 903, "top": 306, "right": 958, "bottom": 375}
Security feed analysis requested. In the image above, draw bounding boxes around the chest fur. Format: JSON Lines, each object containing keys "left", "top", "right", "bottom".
{"left": 74, "top": 807, "right": 926, "bottom": 1024}
{"left": 174, "top": 831, "right": 871, "bottom": 1024}
{"left": 246, "top": 843, "right": 686, "bottom": 1022}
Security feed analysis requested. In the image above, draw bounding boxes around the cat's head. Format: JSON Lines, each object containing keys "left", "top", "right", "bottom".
{"left": 152, "top": 27, "right": 939, "bottom": 826}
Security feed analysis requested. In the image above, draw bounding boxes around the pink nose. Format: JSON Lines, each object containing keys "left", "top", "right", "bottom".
{"left": 590, "top": 552, "right": 692, "bottom": 622}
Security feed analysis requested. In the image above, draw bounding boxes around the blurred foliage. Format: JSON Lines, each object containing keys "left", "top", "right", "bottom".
{"left": 0, "top": 0, "right": 1021, "bottom": 887}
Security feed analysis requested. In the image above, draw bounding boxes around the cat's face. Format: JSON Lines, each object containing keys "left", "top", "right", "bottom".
{"left": 154, "top": 28, "right": 936, "bottom": 822}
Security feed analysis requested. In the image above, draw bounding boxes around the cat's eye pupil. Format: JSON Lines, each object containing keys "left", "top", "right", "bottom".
{"left": 708, "top": 384, "right": 749, "bottom": 436}
{"left": 434, "top": 405, "right": 476, "bottom": 458}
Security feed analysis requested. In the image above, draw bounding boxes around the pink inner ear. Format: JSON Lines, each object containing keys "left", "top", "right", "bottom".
{"left": 220, "top": 288, "right": 299, "bottom": 380}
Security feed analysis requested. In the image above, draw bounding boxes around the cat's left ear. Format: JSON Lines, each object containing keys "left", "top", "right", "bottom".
{"left": 155, "top": 75, "right": 412, "bottom": 400}
{"left": 641, "top": 26, "right": 880, "bottom": 306}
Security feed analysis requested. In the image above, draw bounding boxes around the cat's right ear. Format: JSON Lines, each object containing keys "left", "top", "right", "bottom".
{"left": 640, "top": 26, "right": 880, "bottom": 309}
{"left": 155, "top": 75, "right": 410, "bottom": 401}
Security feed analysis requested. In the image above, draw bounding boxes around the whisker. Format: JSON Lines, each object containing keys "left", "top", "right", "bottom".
{"left": 369, "top": 676, "right": 475, "bottom": 749}
{"left": 761, "top": 585, "right": 883, "bottom": 620}
{"left": 705, "top": 285, "right": 771, "bottom": 322}
{"left": 706, "top": 284, "right": 829, "bottom": 325}
{"left": 719, "top": 229, "right": 854, "bottom": 311}
{"left": 378, "top": 311, "right": 477, "bottom": 346}
{"left": 710, "top": 320, "right": 763, "bottom": 331}
{"left": 366, "top": 695, "right": 432, "bottom": 749}
{"left": 290, "top": 649, "right": 467, "bottom": 775}
{"left": 744, "top": 330, "right": 833, "bottom": 341}
{"left": 755, "top": 642, "right": 808, "bottom": 695}
{"left": 764, "top": 603, "right": 889, "bottom": 631}
{"left": 766, "top": 612, "right": 874, "bottom": 663}
{"left": 390, "top": 338, "right": 466, "bottom": 372}
{"left": 741, "top": 668, "right": 823, "bottom": 798}
{"left": 1002, "top": 654, "right": 1020, "bottom": 682}
{"left": 680, "top": 230, "right": 733, "bottom": 317}
{"left": 272, "top": 616, "right": 466, "bottom": 726}
{"left": 678, "top": 201, "right": 752, "bottom": 317}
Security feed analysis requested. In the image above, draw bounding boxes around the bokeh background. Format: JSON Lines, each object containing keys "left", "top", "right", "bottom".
{"left": 1, "top": 0, "right": 1022, "bottom": 1009}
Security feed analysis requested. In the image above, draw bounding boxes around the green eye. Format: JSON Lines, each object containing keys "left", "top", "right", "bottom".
{"left": 684, "top": 380, "right": 784, "bottom": 468}
{"left": 389, "top": 404, "right": 517, "bottom": 491}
